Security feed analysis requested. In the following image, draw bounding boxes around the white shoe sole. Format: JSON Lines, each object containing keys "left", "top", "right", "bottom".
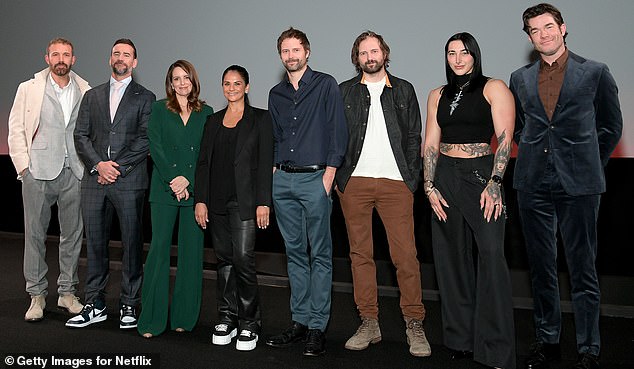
{"left": 212, "top": 328, "right": 237, "bottom": 345}
{"left": 65, "top": 314, "right": 107, "bottom": 328}
{"left": 236, "top": 336, "right": 258, "bottom": 351}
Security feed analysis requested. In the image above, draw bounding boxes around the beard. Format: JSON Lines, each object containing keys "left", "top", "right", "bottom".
{"left": 361, "top": 59, "right": 384, "bottom": 74}
{"left": 111, "top": 61, "right": 130, "bottom": 76}
{"left": 283, "top": 58, "right": 306, "bottom": 72}
{"left": 51, "top": 62, "right": 71, "bottom": 77}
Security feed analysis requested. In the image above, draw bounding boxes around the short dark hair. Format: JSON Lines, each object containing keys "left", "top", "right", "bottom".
{"left": 222, "top": 64, "right": 251, "bottom": 106}
{"left": 522, "top": 3, "right": 567, "bottom": 40}
{"left": 276, "top": 27, "right": 310, "bottom": 55}
{"left": 165, "top": 59, "right": 204, "bottom": 113}
{"left": 112, "top": 38, "right": 137, "bottom": 59}
{"left": 46, "top": 37, "right": 74, "bottom": 55}
{"left": 443, "top": 32, "right": 487, "bottom": 96}
{"left": 350, "top": 31, "right": 391, "bottom": 74}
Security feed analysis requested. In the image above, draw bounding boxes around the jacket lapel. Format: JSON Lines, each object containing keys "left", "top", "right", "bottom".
{"left": 69, "top": 78, "right": 82, "bottom": 117}
{"left": 553, "top": 53, "right": 585, "bottom": 118}
{"left": 234, "top": 106, "right": 255, "bottom": 161}
{"left": 522, "top": 60, "right": 549, "bottom": 121}
{"left": 97, "top": 83, "right": 110, "bottom": 125}
{"left": 204, "top": 110, "right": 222, "bottom": 164}
{"left": 43, "top": 82, "right": 65, "bottom": 124}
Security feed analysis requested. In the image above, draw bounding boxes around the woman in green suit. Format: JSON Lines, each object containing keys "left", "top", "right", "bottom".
{"left": 138, "top": 60, "right": 213, "bottom": 338}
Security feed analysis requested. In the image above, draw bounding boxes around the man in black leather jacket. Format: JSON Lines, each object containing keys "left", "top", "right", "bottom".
{"left": 336, "top": 30, "right": 429, "bottom": 358}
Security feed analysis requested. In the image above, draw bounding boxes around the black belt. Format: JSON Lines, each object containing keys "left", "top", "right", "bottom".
{"left": 275, "top": 164, "right": 326, "bottom": 173}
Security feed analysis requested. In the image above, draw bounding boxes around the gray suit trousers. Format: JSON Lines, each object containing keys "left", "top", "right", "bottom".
{"left": 22, "top": 166, "right": 83, "bottom": 296}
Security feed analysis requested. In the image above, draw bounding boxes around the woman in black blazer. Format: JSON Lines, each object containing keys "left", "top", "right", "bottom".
{"left": 194, "top": 65, "right": 273, "bottom": 351}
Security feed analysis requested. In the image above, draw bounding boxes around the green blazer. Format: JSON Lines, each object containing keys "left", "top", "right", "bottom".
{"left": 148, "top": 99, "right": 213, "bottom": 205}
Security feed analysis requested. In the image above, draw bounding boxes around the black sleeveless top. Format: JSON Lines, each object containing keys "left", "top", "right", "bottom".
{"left": 436, "top": 75, "right": 494, "bottom": 144}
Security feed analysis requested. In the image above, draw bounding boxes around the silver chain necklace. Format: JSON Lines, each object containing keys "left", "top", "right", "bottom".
{"left": 449, "top": 81, "right": 470, "bottom": 115}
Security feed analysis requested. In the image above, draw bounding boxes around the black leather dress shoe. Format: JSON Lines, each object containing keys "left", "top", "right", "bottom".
{"left": 265, "top": 321, "right": 308, "bottom": 347}
{"left": 303, "top": 329, "right": 325, "bottom": 356}
{"left": 525, "top": 342, "right": 561, "bottom": 369}
{"left": 573, "top": 353, "right": 599, "bottom": 369}
{"left": 449, "top": 349, "right": 474, "bottom": 360}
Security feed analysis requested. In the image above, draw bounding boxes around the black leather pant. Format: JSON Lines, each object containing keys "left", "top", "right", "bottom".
{"left": 210, "top": 200, "right": 261, "bottom": 333}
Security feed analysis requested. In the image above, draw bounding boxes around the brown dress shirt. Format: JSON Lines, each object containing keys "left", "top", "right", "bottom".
{"left": 538, "top": 48, "right": 569, "bottom": 121}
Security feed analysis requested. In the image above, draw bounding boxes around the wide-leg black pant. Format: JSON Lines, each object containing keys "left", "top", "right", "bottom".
{"left": 432, "top": 154, "right": 516, "bottom": 369}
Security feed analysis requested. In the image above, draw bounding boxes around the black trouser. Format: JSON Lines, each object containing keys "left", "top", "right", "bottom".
{"left": 432, "top": 154, "right": 516, "bottom": 369}
{"left": 210, "top": 200, "right": 261, "bottom": 333}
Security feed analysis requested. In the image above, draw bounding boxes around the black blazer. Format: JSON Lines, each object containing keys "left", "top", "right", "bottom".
{"left": 194, "top": 105, "right": 273, "bottom": 220}
{"left": 74, "top": 80, "right": 156, "bottom": 190}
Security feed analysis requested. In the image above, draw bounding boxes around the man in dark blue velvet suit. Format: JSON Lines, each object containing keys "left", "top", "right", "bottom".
{"left": 509, "top": 4, "right": 622, "bottom": 369}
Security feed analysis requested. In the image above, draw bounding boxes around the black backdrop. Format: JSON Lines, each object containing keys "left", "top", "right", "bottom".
{"left": 2, "top": 154, "right": 632, "bottom": 277}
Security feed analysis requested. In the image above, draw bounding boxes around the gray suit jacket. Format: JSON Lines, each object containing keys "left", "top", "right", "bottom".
{"left": 74, "top": 79, "right": 155, "bottom": 190}
{"left": 510, "top": 51, "right": 622, "bottom": 196}
{"left": 29, "top": 78, "right": 85, "bottom": 180}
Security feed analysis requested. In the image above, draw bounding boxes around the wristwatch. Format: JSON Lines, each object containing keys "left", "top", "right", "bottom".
{"left": 489, "top": 175, "right": 503, "bottom": 185}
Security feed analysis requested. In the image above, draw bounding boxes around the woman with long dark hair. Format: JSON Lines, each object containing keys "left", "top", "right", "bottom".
{"left": 194, "top": 65, "right": 273, "bottom": 351}
{"left": 423, "top": 32, "right": 516, "bottom": 368}
{"left": 138, "top": 60, "right": 213, "bottom": 338}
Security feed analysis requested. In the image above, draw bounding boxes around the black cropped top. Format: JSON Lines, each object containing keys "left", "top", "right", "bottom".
{"left": 436, "top": 76, "right": 494, "bottom": 144}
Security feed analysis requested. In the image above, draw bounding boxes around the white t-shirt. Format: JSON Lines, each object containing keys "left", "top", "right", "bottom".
{"left": 351, "top": 77, "right": 403, "bottom": 181}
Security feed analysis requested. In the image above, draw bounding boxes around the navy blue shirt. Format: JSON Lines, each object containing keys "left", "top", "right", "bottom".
{"left": 268, "top": 66, "right": 348, "bottom": 167}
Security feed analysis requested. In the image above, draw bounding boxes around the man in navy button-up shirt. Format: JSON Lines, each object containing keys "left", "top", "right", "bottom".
{"left": 265, "top": 27, "right": 347, "bottom": 356}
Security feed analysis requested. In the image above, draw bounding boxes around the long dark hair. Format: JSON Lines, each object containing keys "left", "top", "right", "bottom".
{"left": 443, "top": 32, "right": 488, "bottom": 97}
{"left": 222, "top": 64, "right": 251, "bottom": 106}
{"left": 165, "top": 59, "right": 204, "bottom": 113}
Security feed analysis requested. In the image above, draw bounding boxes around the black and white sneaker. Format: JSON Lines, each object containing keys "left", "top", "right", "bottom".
{"left": 212, "top": 323, "right": 237, "bottom": 345}
{"left": 236, "top": 329, "right": 258, "bottom": 351}
{"left": 65, "top": 303, "right": 107, "bottom": 328}
{"left": 119, "top": 304, "right": 137, "bottom": 329}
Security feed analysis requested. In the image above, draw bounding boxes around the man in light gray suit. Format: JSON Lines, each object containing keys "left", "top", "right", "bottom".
{"left": 8, "top": 37, "right": 91, "bottom": 322}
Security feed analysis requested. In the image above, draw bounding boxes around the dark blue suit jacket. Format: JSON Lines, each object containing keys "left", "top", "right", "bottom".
{"left": 510, "top": 51, "right": 622, "bottom": 196}
{"left": 74, "top": 79, "right": 155, "bottom": 190}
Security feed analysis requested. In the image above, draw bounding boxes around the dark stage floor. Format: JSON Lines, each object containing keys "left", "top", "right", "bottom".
{"left": 1, "top": 233, "right": 633, "bottom": 369}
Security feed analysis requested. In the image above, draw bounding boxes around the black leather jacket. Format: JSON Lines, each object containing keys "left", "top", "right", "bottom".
{"left": 336, "top": 73, "right": 422, "bottom": 192}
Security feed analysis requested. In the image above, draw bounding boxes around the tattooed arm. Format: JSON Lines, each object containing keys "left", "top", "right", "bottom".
{"left": 482, "top": 79, "right": 515, "bottom": 222}
{"left": 423, "top": 87, "right": 449, "bottom": 222}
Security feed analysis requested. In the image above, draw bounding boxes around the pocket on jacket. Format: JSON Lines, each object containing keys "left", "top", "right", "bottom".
{"left": 571, "top": 142, "right": 601, "bottom": 175}
{"left": 31, "top": 141, "right": 47, "bottom": 150}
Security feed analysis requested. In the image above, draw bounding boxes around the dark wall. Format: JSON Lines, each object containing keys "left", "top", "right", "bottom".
{"left": 2, "top": 155, "right": 632, "bottom": 277}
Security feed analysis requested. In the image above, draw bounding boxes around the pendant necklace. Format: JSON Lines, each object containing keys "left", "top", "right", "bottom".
{"left": 449, "top": 80, "right": 470, "bottom": 115}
